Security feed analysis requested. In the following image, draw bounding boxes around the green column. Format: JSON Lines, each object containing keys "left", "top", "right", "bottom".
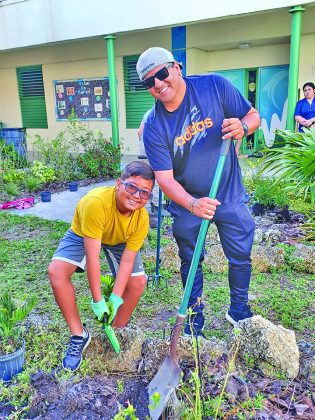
{"left": 286, "top": 5, "right": 305, "bottom": 130}
{"left": 105, "top": 35, "right": 119, "bottom": 147}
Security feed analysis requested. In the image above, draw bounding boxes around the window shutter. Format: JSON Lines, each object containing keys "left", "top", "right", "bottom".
{"left": 16, "top": 65, "right": 48, "bottom": 128}
{"left": 123, "top": 55, "right": 154, "bottom": 129}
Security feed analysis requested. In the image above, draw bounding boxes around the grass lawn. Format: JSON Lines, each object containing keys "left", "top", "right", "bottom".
{"left": 0, "top": 211, "right": 314, "bottom": 412}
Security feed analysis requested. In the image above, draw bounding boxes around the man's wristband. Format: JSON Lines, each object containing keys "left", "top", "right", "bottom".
{"left": 189, "top": 198, "right": 197, "bottom": 215}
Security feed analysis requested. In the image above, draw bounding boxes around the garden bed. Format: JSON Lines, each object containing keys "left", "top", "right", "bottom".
{"left": 0, "top": 210, "right": 314, "bottom": 419}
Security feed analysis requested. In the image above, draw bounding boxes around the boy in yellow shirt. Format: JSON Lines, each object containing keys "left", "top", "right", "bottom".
{"left": 48, "top": 161, "right": 155, "bottom": 371}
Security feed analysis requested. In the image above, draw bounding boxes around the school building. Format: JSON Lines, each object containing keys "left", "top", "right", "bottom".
{"left": 0, "top": 0, "right": 314, "bottom": 156}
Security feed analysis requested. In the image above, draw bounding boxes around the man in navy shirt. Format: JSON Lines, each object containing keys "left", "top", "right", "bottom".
{"left": 137, "top": 47, "right": 260, "bottom": 335}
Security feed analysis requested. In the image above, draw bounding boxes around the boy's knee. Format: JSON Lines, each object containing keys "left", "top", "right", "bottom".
{"left": 131, "top": 275, "right": 146, "bottom": 296}
{"left": 48, "top": 260, "right": 71, "bottom": 287}
{"left": 48, "top": 261, "right": 57, "bottom": 281}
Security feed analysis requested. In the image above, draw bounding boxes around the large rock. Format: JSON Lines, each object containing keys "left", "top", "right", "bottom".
{"left": 236, "top": 315, "right": 299, "bottom": 379}
{"left": 251, "top": 245, "right": 285, "bottom": 272}
{"left": 86, "top": 327, "right": 145, "bottom": 373}
{"left": 204, "top": 244, "right": 228, "bottom": 273}
{"left": 141, "top": 336, "right": 227, "bottom": 378}
{"left": 291, "top": 243, "right": 315, "bottom": 273}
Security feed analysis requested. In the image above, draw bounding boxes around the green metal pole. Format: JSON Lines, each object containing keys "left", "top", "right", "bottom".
{"left": 286, "top": 5, "right": 305, "bottom": 130}
{"left": 105, "top": 35, "right": 119, "bottom": 147}
{"left": 179, "top": 139, "right": 232, "bottom": 316}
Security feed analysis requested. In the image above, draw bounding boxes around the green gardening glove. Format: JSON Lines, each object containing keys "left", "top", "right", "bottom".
{"left": 107, "top": 293, "right": 124, "bottom": 324}
{"left": 90, "top": 296, "right": 109, "bottom": 321}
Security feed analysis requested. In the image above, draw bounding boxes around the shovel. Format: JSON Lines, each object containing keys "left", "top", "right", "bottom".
{"left": 103, "top": 313, "right": 120, "bottom": 354}
{"left": 148, "top": 138, "right": 232, "bottom": 420}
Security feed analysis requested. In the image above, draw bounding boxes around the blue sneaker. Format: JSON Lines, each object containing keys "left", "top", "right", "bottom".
{"left": 225, "top": 305, "right": 253, "bottom": 327}
{"left": 62, "top": 326, "right": 91, "bottom": 371}
{"left": 183, "top": 329, "right": 206, "bottom": 339}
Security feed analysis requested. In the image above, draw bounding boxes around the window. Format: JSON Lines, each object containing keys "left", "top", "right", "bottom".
{"left": 123, "top": 55, "right": 154, "bottom": 129}
{"left": 16, "top": 65, "right": 48, "bottom": 129}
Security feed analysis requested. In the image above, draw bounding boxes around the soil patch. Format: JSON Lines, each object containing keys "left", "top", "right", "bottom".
{"left": 24, "top": 371, "right": 149, "bottom": 420}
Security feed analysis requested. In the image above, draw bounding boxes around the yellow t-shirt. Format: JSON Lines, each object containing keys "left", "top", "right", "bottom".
{"left": 71, "top": 186, "right": 149, "bottom": 252}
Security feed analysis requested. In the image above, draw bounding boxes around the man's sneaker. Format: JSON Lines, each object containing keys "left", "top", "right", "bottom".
{"left": 62, "top": 327, "right": 91, "bottom": 371}
{"left": 184, "top": 330, "right": 206, "bottom": 339}
{"left": 183, "top": 324, "right": 205, "bottom": 338}
{"left": 225, "top": 305, "right": 253, "bottom": 327}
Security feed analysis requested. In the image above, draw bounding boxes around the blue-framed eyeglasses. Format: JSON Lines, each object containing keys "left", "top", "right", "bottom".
{"left": 121, "top": 181, "right": 152, "bottom": 200}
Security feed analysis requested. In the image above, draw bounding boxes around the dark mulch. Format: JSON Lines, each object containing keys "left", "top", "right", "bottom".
{"left": 0, "top": 370, "right": 150, "bottom": 420}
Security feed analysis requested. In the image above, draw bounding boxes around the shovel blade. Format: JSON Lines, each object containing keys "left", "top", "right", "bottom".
{"left": 148, "top": 356, "right": 181, "bottom": 420}
{"left": 104, "top": 324, "right": 120, "bottom": 354}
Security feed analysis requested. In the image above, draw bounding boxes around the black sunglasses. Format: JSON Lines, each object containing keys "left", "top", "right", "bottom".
{"left": 121, "top": 181, "right": 152, "bottom": 200}
{"left": 141, "top": 63, "right": 173, "bottom": 89}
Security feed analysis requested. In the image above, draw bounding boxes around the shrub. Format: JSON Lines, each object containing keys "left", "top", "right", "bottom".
{"left": 5, "top": 182, "right": 20, "bottom": 197}
{"left": 3, "top": 169, "right": 25, "bottom": 185}
{"left": 31, "top": 132, "right": 78, "bottom": 182}
{"left": 31, "top": 161, "right": 56, "bottom": 183}
{"left": 260, "top": 128, "right": 315, "bottom": 204}
{"left": 0, "top": 139, "right": 28, "bottom": 170}
{"left": 31, "top": 120, "right": 121, "bottom": 181}
{"left": 251, "top": 177, "right": 275, "bottom": 206}
{"left": 78, "top": 141, "right": 121, "bottom": 178}
{"left": 272, "top": 183, "right": 289, "bottom": 208}
{"left": 24, "top": 175, "right": 44, "bottom": 192}
{"left": 68, "top": 120, "right": 121, "bottom": 178}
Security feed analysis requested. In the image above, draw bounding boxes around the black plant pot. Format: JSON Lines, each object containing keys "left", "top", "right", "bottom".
{"left": 251, "top": 203, "right": 265, "bottom": 216}
{"left": 275, "top": 205, "right": 291, "bottom": 222}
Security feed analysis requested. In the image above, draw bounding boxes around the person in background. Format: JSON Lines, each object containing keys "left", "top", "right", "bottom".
{"left": 138, "top": 108, "right": 168, "bottom": 215}
{"left": 294, "top": 82, "right": 315, "bottom": 132}
{"left": 48, "top": 161, "right": 155, "bottom": 371}
{"left": 136, "top": 47, "right": 260, "bottom": 336}
{"left": 138, "top": 109, "right": 152, "bottom": 159}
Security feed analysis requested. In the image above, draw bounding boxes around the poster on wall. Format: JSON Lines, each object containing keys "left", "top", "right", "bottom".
{"left": 53, "top": 78, "right": 111, "bottom": 121}
{"left": 258, "top": 65, "right": 289, "bottom": 147}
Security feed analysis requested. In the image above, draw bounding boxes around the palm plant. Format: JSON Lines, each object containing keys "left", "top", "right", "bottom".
{"left": 260, "top": 128, "right": 315, "bottom": 204}
{"left": 0, "top": 291, "right": 37, "bottom": 351}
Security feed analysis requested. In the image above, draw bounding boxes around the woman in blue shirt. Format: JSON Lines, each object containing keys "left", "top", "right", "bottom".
{"left": 294, "top": 82, "right": 315, "bottom": 131}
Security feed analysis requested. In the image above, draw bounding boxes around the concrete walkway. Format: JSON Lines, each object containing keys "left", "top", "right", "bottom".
{"left": 10, "top": 155, "right": 141, "bottom": 223}
{"left": 11, "top": 180, "right": 116, "bottom": 223}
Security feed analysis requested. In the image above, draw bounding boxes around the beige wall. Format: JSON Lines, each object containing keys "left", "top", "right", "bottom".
{"left": 298, "top": 34, "right": 315, "bottom": 100}
{"left": 187, "top": 44, "right": 290, "bottom": 75}
{"left": 0, "top": 28, "right": 171, "bottom": 155}
{"left": 0, "top": 68, "right": 22, "bottom": 127}
{"left": 1, "top": 6, "right": 315, "bottom": 154}
{"left": 206, "top": 44, "right": 290, "bottom": 72}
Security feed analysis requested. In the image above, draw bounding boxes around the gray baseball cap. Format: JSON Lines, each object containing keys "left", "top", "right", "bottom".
{"left": 136, "top": 47, "right": 177, "bottom": 81}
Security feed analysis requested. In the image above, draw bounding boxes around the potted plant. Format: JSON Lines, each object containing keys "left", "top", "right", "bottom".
{"left": 273, "top": 184, "right": 291, "bottom": 222}
{"left": 250, "top": 177, "right": 275, "bottom": 216}
{"left": 0, "top": 291, "right": 37, "bottom": 382}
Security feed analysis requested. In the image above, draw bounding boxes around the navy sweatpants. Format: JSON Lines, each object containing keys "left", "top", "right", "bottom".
{"left": 168, "top": 200, "right": 255, "bottom": 334}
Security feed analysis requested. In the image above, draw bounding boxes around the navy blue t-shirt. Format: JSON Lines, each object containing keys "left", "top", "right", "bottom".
{"left": 143, "top": 73, "right": 251, "bottom": 203}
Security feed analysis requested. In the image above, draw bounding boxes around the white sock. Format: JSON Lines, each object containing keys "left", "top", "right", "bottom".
{"left": 74, "top": 327, "right": 88, "bottom": 338}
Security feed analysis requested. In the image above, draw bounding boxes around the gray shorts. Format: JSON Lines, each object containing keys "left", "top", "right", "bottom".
{"left": 52, "top": 229, "right": 145, "bottom": 276}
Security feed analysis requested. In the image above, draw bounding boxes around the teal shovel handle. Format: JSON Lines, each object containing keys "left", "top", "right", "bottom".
{"left": 178, "top": 139, "right": 232, "bottom": 316}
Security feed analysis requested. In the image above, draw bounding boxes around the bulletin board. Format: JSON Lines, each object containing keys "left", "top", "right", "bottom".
{"left": 53, "top": 78, "right": 111, "bottom": 121}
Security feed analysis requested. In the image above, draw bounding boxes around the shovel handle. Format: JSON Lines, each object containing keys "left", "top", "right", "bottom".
{"left": 178, "top": 139, "right": 232, "bottom": 317}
